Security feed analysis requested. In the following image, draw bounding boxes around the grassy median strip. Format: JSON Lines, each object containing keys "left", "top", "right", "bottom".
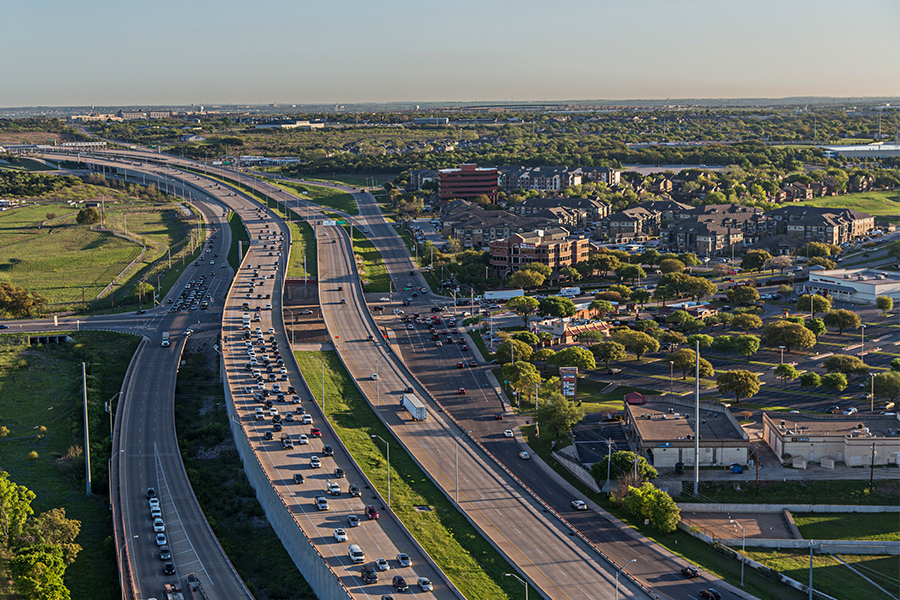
{"left": 269, "top": 180, "right": 359, "bottom": 215}
{"left": 294, "top": 350, "right": 526, "bottom": 600}
{"left": 344, "top": 226, "right": 390, "bottom": 293}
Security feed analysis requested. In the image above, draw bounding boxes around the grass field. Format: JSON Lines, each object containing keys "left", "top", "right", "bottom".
{"left": 270, "top": 180, "right": 359, "bottom": 215}
{"left": 293, "top": 350, "right": 527, "bottom": 600}
{"left": 346, "top": 226, "right": 390, "bottom": 292}
{"left": 744, "top": 550, "right": 899, "bottom": 600}
{"left": 0, "top": 157, "right": 57, "bottom": 171}
{"left": 793, "top": 191, "right": 900, "bottom": 222}
{"left": 302, "top": 174, "right": 396, "bottom": 188}
{"left": 285, "top": 219, "right": 316, "bottom": 278}
{"left": 686, "top": 480, "right": 900, "bottom": 505}
{"left": 0, "top": 330, "right": 140, "bottom": 600}
{"left": 792, "top": 513, "right": 900, "bottom": 542}
{"left": 175, "top": 348, "right": 314, "bottom": 599}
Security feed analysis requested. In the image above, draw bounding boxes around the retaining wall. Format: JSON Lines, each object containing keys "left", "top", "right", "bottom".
{"left": 677, "top": 503, "right": 900, "bottom": 513}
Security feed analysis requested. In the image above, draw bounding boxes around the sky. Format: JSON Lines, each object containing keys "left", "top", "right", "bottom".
{"left": 2, "top": 0, "right": 898, "bottom": 107}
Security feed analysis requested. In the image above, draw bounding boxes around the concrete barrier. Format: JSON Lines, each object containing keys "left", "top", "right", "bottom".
{"left": 718, "top": 537, "right": 899, "bottom": 554}
{"left": 677, "top": 503, "right": 900, "bottom": 514}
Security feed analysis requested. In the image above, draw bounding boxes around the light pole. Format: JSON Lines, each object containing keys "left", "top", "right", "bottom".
{"left": 119, "top": 534, "right": 139, "bottom": 600}
{"left": 504, "top": 573, "right": 527, "bottom": 600}
{"left": 870, "top": 373, "right": 876, "bottom": 413}
{"left": 669, "top": 360, "right": 674, "bottom": 394}
{"left": 730, "top": 519, "right": 746, "bottom": 587}
{"left": 371, "top": 435, "right": 390, "bottom": 509}
{"left": 615, "top": 559, "right": 636, "bottom": 600}
{"left": 860, "top": 324, "right": 866, "bottom": 365}
{"left": 779, "top": 345, "right": 785, "bottom": 365}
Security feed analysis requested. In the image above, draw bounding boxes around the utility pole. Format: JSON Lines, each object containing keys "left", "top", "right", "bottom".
{"left": 694, "top": 339, "right": 700, "bottom": 496}
{"left": 809, "top": 541, "right": 814, "bottom": 600}
{"left": 83, "top": 363, "right": 92, "bottom": 496}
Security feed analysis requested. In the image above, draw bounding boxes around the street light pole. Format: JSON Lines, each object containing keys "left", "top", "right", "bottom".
{"left": 286, "top": 308, "right": 295, "bottom": 347}
{"left": 730, "top": 519, "right": 746, "bottom": 587}
{"left": 860, "top": 324, "right": 866, "bottom": 365}
{"left": 615, "top": 559, "right": 637, "bottom": 600}
{"left": 371, "top": 435, "right": 390, "bottom": 509}
{"left": 779, "top": 345, "right": 785, "bottom": 365}
{"left": 870, "top": 373, "right": 876, "bottom": 413}
{"left": 119, "top": 534, "right": 139, "bottom": 600}
{"left": 669, "top": 360, "right": 674, "bottom": 394}
{"left": 504, "top": 573, "right": 527, "bottom": 600}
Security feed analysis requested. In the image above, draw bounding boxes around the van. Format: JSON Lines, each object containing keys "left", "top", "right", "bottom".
{"left": 348, "top": 544, "right": 365, "bottom": 564}
{"left": 361, "top": 562, "right": 378, "bottom": 584}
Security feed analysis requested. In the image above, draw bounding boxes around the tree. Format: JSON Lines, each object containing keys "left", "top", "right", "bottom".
{"left": 560, "top": 265, "right": 581, "bottom": 282}
{"left": 726, "top": 286, "right": 760, "bottom": 306}
{"left": 495, "top": 339, "right": 533, "bottom": 364}
{"left": 576, "top": 330, "right": 606, "bottom": 344}
{"left": 75, "top": 207, "right": 100, "bottom": 225}
{"left": 823, "top": 354, "right": 869, "bottom": 375}
{"left": 535, "top": 395, "right": 584, "bottom": 438}
{"left": 822, "top": 309, "right": 861, "bottom": 335}
{"left": 615, "top": 264, "right": 646, "bottom": 285}
{"left": 761, "top": 321, "right": 816, "bottom": 353}
{"left": 550, "top": 346, "right": 596, "bottom": 370}
{"left": 648, "top": 487, "right": 682, "bottom": 533}
{"left": 512, "top": 331, "right": 540, "bottom": 346}
{"left": 873, "top": 372, "right": 900, "bottom": 402}
{"left": 22, "top": 508, "right": 82, "bottom": 564}
{"left": 821, "top": 372, "right": 848, "bottom": 392}
{"left": 733, "top": 335, "right": 761, "bottom": 361}
{"left": 799, "top": 372, "right": 821, "bottom": 389}
{"left": 797, "top": 294, "right": 832, "bottom": 319}
{"left": 659, "top": 258, "right": 685, "bottom": 274}
{"left": 631, "top": 289, "right": 652, "bottom": 306}
{"left": 732, "top": 313, "right": 763, "bottom": 333}
{"left": 764, "top": 255, "right": 794, "bottom": 274}
{"left": 682, "top": 276, "right": 718, "bottom": 301}
{"left": 10, "top": 545, "right": 70, "bottom": 600}
{"left": 608, "top": 284, "right": 632, "bottom": 300}
{"left": 670, "top": 348, "right": 714, "bottom": 380}
{"left": 539, "top": 297, "right": 577, "bottom": 318}
{"left": 712, "top": 263, "right": 731, "bottom": 278}
{"left": 678, "top": 252, "right": 702, "bottom": 268}
{"left": 809, "top": 256, "right": 836, "bottom": 270}
{"left": 774, "top": 364, "right": 799, "bottom": 388}
{"left": 711, "top": 335, "right": 735, "bottom": 357}
{"left": 0, "top": 283, "right": 49, "bottom": 317}
{"left": 616, "top": 331, "right": 660, "bottom": 360}
{"left": 509, "top": 269, "right": 545, "bottom": 289}
{"left": 0, "top": 471, "right": 36, "bottom": 546}
{"left": 890, "top": 357, "right": 900, "bottom": 373}
{"left": 522, "top": 262, "right": 551, "bottom": 278}
{"left": 801, "top": 241, "right": 838, "bottom": 258}
{"left": 589, "top": 299, "right": 615, "bottom": 317}
{"left": 804, "top": 317, "right": 827, "bottom": 340}
{"left": 716, "top": 370, "right": 761, "bottom": 403}
{"left": 590, "top": 341, "right": 627, "bottom": 368}
{"left": 533, "top": 348, "right": 555, "bottom": 368}
{"left": 639, "top": 249, "right": 661, "bottom": 266}
{"left": 876, "top": 296, "right": 894, "bottom": 316}
{"left": 741, "top": 249, "right": 772, "bottom": 272}
{"left": 506, "top": 296, "right": 539, "bottom": 326}
{"left": 655, "top": 330, "right": 687, "bottom": 347}
{"left": 502, "top": 361, "right": 542, "bottom": 402}
{"left": 686, "top": 334, "right": 714, "bottom": 350}
{"left": 589, "top": 450, "right": 658, "bottom": 483}
{"left": 594, "top": 253, "right": 621, "bottom": 277}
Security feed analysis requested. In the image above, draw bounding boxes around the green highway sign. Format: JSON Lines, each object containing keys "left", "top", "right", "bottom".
{"left": 337, "top": 220, "right": 347, "bottom": 225}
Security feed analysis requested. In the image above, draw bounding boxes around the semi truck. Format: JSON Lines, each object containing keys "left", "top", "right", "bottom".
{"left": 400, "top": 393, "right": 427, "bottom": 421}
{"left": 161, "top": 332, "right": 170, "bottom": 347}
{"left": 482, "top": 289, "right": 525, "bottom": 302}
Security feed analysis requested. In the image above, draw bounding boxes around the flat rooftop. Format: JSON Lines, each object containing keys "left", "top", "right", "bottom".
{"left": 765, "top": 413, "right": 900, "bottom": 438}
{"left": 630, "top": 402, "right": 746, "bottom": 443}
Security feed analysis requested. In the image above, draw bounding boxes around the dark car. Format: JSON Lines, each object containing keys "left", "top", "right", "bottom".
{"left": 159, "top": 546, "right": 171, "bottom": 561}
{"left": 334, "top": 467, "right": 345, "bottom": 479}
{"left": 681, "top": 566, "right": 699, "bottom": 578}
{"left": 366, "top": 505, "right": 380, "bottom": 520}
{"left": 163, "top": 562, "right": 175, "bottom": 575}
{"left": 349, "top": 483, "right": 361, "bottom": 497}
{"left": 293, "top": 473, "right": 305, "bottom": 484}
{"left": 699, "top": 590, "right": 721, "bottom": 600}
{"left": 323, "top": 445, "right": 334, "bottom": 457}
{"left": 264, "top": 431, "right": 274, "bottom": 440}
{"left": 392, "top": 575, "right": 408, "bottom": 592}
{"left": 494, "top": 413, "right": 503, "bottom": 420}
{"left": 147, "top": 487, "right": 157, "bottom": 498}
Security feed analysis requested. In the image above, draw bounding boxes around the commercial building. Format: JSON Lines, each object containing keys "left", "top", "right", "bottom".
{"left": 624, "top": 397, "right": 750, "bottom": 468}
{"left": 801, "top": 267, "right": 900, "bottom": 304}
{"left": 762, "top": 413, "right": 900, "bottom": 467}
{"left": 438, "top": 164, "right": 499, "bottom": 203}
{"left": 489, "top": 228, "right": 590, "bottom": 277}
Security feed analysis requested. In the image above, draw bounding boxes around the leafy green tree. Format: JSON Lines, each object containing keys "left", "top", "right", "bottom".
{"left": 589, "top": 341, "right": 627, "bottom": 368}
{"left": 761, "top": 321, "right": 816, "bottom": 353}
{"left": 764, "top": 255, "right": 794, "bottom": 274}
{"left": 711, "top": 335, "right": 735, "bottom": 357}
{"left": 633, "top": 319, "right": 659, "bottom": 333}
{"left": 594, "top": 253, "right": 621, "bottom": 277}
{"left": 549, "top": 346, "right": 596, "bottom": 370}
{"left": 809, "top": 256, "right": 836, "bottom": 269}
{"left": 608, "top": 284, "right": 632, "bottom": 299}
{"left": 891, "top": 358, "right": 900, "bottom": 372}
{"left": 506, "top": 296, "right": 539, "bottom": 326}
{"left": 0, "top": 471, "right": 36, "bottom": 545}
{"left": 873, "top": 372, "right": 900, "bottom": 402}
{"left": 823, "top": 354, "right": 869, "bottom": 375}
{"left": 539, "top": 296, "right": 577, "bottom": 318}
{"left": 23, "top": 508, "right": 82, "bottom": 565}
{"left": 509, "top": 269, "right": 545, "bottom": 289}
{"left": 589, "top": 299, "right": 615, "bottom": 317}
{"left": 589, "top": 451, "right": 658, "bottom": 483}
{"left": 535, "top": 395, "right": 584, "bottom": 438}
{"left": 659, "top": 258, "right": 685, "bottom": 274}
{"left": 533, "top": 348, "right": 555, "bottom": 369}
{"left": 716, "top": 370, "right": 761, "bottom": 403}
{"left": 75, "top": 207, "right": 100, "bottom": 225}
{"left": 732, "top": 313, "right": 763, "bottom": 333}
{"left": 804, "top": 317, "right": 827, "bottom": 340}
{"left": 495, "top": 339, "right": 533, "bottom": 364}
{"left": 501, "top": 361, "right": 542, "bottom": 402}
{"left": 0, "top": 282, "right": 49, "bottom": 317}
{"left": 682, "top": 276, "right": 718, "bottom": 301}
{"left": 686, "top": 334, "right": 714, "bottom": 350}
{"left": 876, "top": 296, "right": 894, "bottom": 315}
{"left": 639, "top": 249, "right": 661, "bottom": 266}
{"left": 726, "top": 286, "right": 760, "bottom": 306}
{"left": 655, "top": 330, "right": 687, "bottom": 347}
{"left": 614, "top": 330, "right": 660, "bottom": 360}
{"left": 797, "top": 294, "right": 832, "bottom": 319}
{"left": 821, "top": 372, "right": 848, "bottom": 392}
{"left": 670, "top": 348, "right": 714, "bottom": 379}
{"left": 733, "top": 335, "right": 761, "bottom": 361}
{"left": 741, "top": 249, "right": 772, "bottom": 272}
{"left": 774, "top": 364, "right": 800, "bottom": 388}
{"left": 560, "top": 266, "right": 581, "bottom": 282}
{"left": 799, "top": 372, "right": 821, "bottom": 389}
{"left": 10, "top": 545, "right": 70, "bottom": 600}
{"left": 512, "top": 331, "right": 540, "bottom": 346}
{"left": 678, "top": 252, "right": 701, "bottom": 268}
{"left": 800, "top": 241, "right": 838, "bottom": 258}
{"left": 576, "top": 330, "right": 606, "bottom": 344}
{"left": 822, "top": 309, "right": 861, "bottom": 335}
{"left": 522, "top": 262, "right": 551, "bottom": 278}
{"left": 615, "top": 264, "right": 646, "bottom": 285}
{"left": 648, "top": 487, "right": 681, "bottom": 533}
{"left": 631, "top": 289, "right": 652, "bottom": 306}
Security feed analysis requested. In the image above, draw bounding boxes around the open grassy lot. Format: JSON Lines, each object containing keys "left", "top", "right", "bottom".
{"left": 346, "top": 226, "right": 390, "bottom": 292}
{"left": 0, "top": 157, "right": 57, "bottom": 171}
{"left": 270, "top": 180, "right": 359, "bottom": 215}
{"left": 794, "top": 190, "right": 900, "bottom": 222}
{"left": 301, "top": 174, "right": 396, "bottom": 188}
{"left": 175, "top": 347, "right": 314, "bottom": 599}
{"left": 688, "top": 480, "right": 900, "bottom": 505}
{"left": 744, "top": 550, "right": 899, "bottom": 600}
{"left": 293, "top": 350, "right": 527, "bottom": 600}
{"left": 285, "top": 219, "right": 316, "bottom": 278}
{"left": 0, "top": 331, "right": 140, "bottom": 600}
{"left": 792, "top": 513, "right": 900, "bottom": 542}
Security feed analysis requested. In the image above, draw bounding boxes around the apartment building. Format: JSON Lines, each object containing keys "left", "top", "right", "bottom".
{"left": 489, "top": 229, "right": 591, "bottom": 277}
{"left": 596, "top": 206, "right": 661, "bottom": 239}
{"left": 509, "top": 196, "right": 612, "bottom": 225}
{"left": 769, "top": 206, "right": 874, "bottom": 244}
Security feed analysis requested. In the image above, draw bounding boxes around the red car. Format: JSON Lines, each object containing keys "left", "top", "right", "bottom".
{"left": 458, "top": 388, "right": 466, "bottom": 395}
{"left": 310, "top": 427, "right": 322, "bottom": 438}
{"left": 365, "top": 505, "right": 380, "bottom": 520}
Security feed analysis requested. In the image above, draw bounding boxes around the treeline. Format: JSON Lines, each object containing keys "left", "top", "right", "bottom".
{"left": 82, "top": 173, "right": 173, "bottom": 203}
{"left": 0, "top": 472, "right": 82, "bottom": 600}
{"left": 0, "top": 171, "right": 82, "bottom": 197}
{"left": 0, "top": 118, "right": 86, "bottom": 137}
{"left": 0, "top": 282, "right": 48, "bottom": 317}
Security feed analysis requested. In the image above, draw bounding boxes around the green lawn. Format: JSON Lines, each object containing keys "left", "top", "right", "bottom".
{"left": 302, "top": 174, "right": 396, "bottom": 188}
{"left": 285, "top": 219, "right": 317, "bottom": 278}
{"left": 293, "top": 350, "right": 527, "bottom": 600}
{"left": 270, "top": 180, "right": 359, "bottom": 215}
{"left": 346, "top": 226, "right": 390, "bottom": 292}
{"left": 793, "top": 191, "right": 900, "bottom": 222}
{"left": 685, "top": 480, "right": 900, "bottom": 506}
{"left": 792, "top": 513, "right": 900, "bottom": 542}
{"left": 0, "top": 331, "right": 140, "bottom": 600}
{"left": 0, "top": 157, "right": 57, "bottom": 171}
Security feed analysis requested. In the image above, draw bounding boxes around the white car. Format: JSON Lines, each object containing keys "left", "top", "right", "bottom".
{"left": 310, "top": 456, "right": 322, "bottom": 468}
{"left": 417, "top": 577, "right": 433, "bottom": 592}
{"left": 519, "top": 451, "right": 531, "bottom": 460}
{"left": 301, "top": 413, "right": 313, "bottom": 424}
{"left": 380, "top": 297, "right": 391, "bottom": 302}
{"left": 153, "top": 518, "right": 166, "bottom": 533}
{"left": 297, "top": 434, "right": 309, "bottom": 445}
{"left": 504, "top": 430, "right": 514, "bottom": 438}
{"left": 376, "top": 557, "right": 390, "bottom": 571}
{"left": 371, "top": 373, "right": 379, "bottom": 381}
{"left": 149, "top": 498, "right": 160, "bottom": 509}
{"left": 333, "top": 528, "right": 348, "bottom": 542}
{"left": 571, "top": 500, "right": 588, "bottom": 511}
{"left": 268, "top": 327, "right": 275, "bottom": 334}
{"left": 156, "top": 533, "right": 167, "bottom": 546}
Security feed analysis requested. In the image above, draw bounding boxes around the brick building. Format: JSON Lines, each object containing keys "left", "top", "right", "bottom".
{"left": 438, "top": 164, "right": 499, "bottom": 203}
{"left": 489, "top": 229, "right": 590, "bottom": 277}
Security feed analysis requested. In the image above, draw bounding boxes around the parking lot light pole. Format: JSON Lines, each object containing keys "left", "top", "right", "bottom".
{"left": 615, "top": 559, "right": 636, "bottom": 600}
{"left": 870, "top": 373, "right": 876, "bottom": 412}
{"left": 730, "top": 519, "right": 745, "bottom": 586}
{"left": 371, "top": 435, "right": 390, "bottom": 509}
{"left": 504, "top": 573, "right": 527, "bottom": 600}
{"left": 779, "top": 345, "right": 785, "bottom": 364}
{"left": 669, "top": 361, "right": 674, "bottom": 394}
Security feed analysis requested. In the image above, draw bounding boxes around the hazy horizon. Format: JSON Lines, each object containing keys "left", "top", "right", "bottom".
{"left": 3, "top": 0, "right": 897, "bottom": 107}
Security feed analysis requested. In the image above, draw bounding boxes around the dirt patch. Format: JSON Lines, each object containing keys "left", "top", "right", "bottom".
{"left": 682, "top": 512, "right": 796, "bottom": 540}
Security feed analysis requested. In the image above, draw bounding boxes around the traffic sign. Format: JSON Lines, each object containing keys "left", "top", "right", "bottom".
{"left": 323, "top": 220, "right": 337, "bottom": 226}
{"left": 337, "top": 220, "right": 347, "bottom": 225}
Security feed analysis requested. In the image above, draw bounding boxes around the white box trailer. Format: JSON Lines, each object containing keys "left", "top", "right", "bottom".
{"left": 401, "top": 393, "right": 427, "bottom": 421}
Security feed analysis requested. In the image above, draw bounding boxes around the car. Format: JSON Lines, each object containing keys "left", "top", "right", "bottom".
{"left": 348, "top": 515, "right": 361, "bottom": 527}
{"left": 310, "top": 456, "right": 322, "bottom": 468}
{"left": 334, "top": 528, "right": 349, "bottom": 542}
{"left": 392, "top": 575, "right": 409, "bottom": 592}
{"left": 301, "top": 414, "right": 313, "bottom": 424}
{"left": 150, "top": 506, "right": 162, "bottom": 518}
{"left": 323, "top": 444, "right": 335, "bottom": 456}
{"left": 844, "top": 407, "right": 859, "bottom": 415}
{"left": 285, "top": 412, "right": 294, "bottom": 422}
{"left": 469, "top": 360, "right": 477, "bottom": 367}
{"left": 349, "top": 483, "right": 361, "bottom": 497}
{"left": 571, "top": 500, "right": 588, "bottom": 511}
{"left": 148, "top": 497, "right": 160, "bottom": 509}
{"left": 825, "top": 406, "right": 841, "bottom": 414}
{"left": 417, "top": 577, "right": 433, "bottom": 592}
{"left": 681, "top": 566, "right": 699, "bottom": 578}
{"left": 380, "top": 297, "right": 390, "bottom": 302}
{"left": 297, "top": 434, "right": 309, "bottom": 445}
{"left": 153, "top": 518, "right": 165, "bottom": 532}
{"left": 519, "top": 451, "right": 531, "bottom": 460}
{"left": 163, "top": 562, "right": 176, "bottom": 575}
{"left": 457, "top": 362, "right": 464, "bottom": 369}
{"left": 458, "top": 388, "right": 466, "bottom": 395}
{"left": 371, "top": 373, "right": 379, "bottom": 380}
{"left": 159, "top": 546, "right": 171, "bottom": 561}
{"left": 155, "top": 533, "right": 167, "bottom": 546}
{"left": 293, "top": 473, "right": 305, "bottom": 484}
{"left": 310, "top": 427, "right": 322, "bottom": 437}
{"left": 435, "top": 340, "right": 442, "bottom": 346}
{"left": 494, "top": 412, "right": 504, "bottom": 420}
{"left": 366, "top": 505, "right": 380, "bottom": 520}
{"left": 699, "top": 590, "right": 721, "bottom": 600}
{"left": 315, "top": 497, "right": 329, "bottom": 511}
{"left": 264, "top": 431, "right": 274, "bottom": 440}
{"left": 334, "top": 467, "right": 345, "bottom": 479}
{"left": 396, "top": 553, "right": 411, "bottom": 567}
{"left": 504, "top": 429, "right": 514, "bottom": 438}
{"left": 608, "top": 368, "right": 622, "bottom": 375}
{"left": 376, "top": 557, "right": 390, "bottom": 571}
{"left": 147, "top": 487, "right": 157, "bottom": 498}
